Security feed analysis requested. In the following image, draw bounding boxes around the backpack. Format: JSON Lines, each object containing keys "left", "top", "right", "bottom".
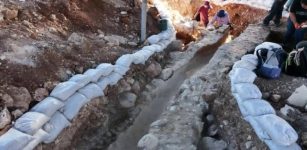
{"left": 283, "top": 42, "right": 307, "bottom": 77}
{"left": 254, "top": 42, "right": 287, "bottom": 79}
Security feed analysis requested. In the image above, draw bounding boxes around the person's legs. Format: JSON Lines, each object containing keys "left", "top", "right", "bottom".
{"left": 294, "top": 28, "right": 306, "bottom": 44}
{"left": 284, "top": 18, "right": 296, "bottom": 44}
{"left": 263, "top": 0, "right": 279, "bottom": 25}
{"left": 274, "top": 0, "right": 287, "bottom": 25}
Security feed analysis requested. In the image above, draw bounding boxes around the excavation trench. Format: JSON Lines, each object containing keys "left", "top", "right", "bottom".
{"left": 87, "top": 33, "right": 230, "bottom": 150}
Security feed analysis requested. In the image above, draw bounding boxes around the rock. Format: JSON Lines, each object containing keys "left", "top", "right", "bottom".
{"left": 287, "top": 85, "right": 307, "bottom": 108}
{"left": 203, "top": 89, "right": 217, "bottom": 102}
{"left": 222, "top": 120, "right": 229, "bottom": 126}
{"left": 301, "top": 132, "right": 307, "bottom": 147}
{"left": 270, "top": 94, "right": 281, "bottom": 102}
{"left": 245, "top": 141, "right": 253, "bottom": 149}
{"left": 145, "top": 62, "right": 162, "bottom": 78}
{"left": 165, "top": 40, "right": 183, "bottom": 52}
{"left": 247, "top": 135, "right": 252, "bottom": 140}
{"left": 138, "top": 133, "right": 158, "bottom": 150}
{"left": 118, "top": 80, "right": 131, "bottom": 93}
{"left": 262, "top": 92, "right": 270, "bottom": 100}
{"left": 132, "top": 81, "right": 141, "bottom": 94}
{"left": 208, "top": 124, "right": 218, "bottom": 136}
{"left": 104, "top": 35, "right": 127, "bottom": 46}
{"left": 0, "top": 108, "right": 11, "bottom": 129}
{"left": 6, "top": 86, "right": 32, "bottom": 112}
{"left": 206, "top": 114, "right": 215, "bottom": 125}
{"left": 50, "top": 14, "right": 57, "bottom": 21}
{"left": 159, "top": 68, "right": 173, "bottom": 81}
{"left": 68, "top": 32, "right": 84, "bottom": 45}
{"left": 11, "top": 109, "right": 23, "bottom": 119}
{"left": 33, "top": 88, "right": 49, "bottom": 101}
{"left": 1, "top": 94, "right": 14, "bottom": 107}
{"left": 198, "top": 137, "right": 227, "bottom": 150}
{"left": 43, "top": 81, "right": 59, "bottom": 91}
{"left": 280, "top": 105, "right": 296, "bottom": 117}
{"left": 128, "top": 42, "right": 137, "bottom": 46}
{"left": 151, "top": 79, "right": 164, "bottom": 88}
{"left": 4, "top": 9, "right": 18, "bottom": 20}
{"left": 118, "top": 92, "right": 137, "bottom": 108}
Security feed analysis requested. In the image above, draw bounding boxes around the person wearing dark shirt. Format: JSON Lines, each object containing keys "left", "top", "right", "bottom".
{"left": 284, "top": 0, "right": 307, "bottom": 45}
{"left": 263, "top": 0, "right": 287, "bottom": 26}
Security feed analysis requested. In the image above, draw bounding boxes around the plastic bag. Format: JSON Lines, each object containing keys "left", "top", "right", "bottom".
{"left": 69, "top": 74, "right": 91, "bottom": 88}
{"left": 115, "top": 54, "right": 133, "bottom": 67}
{"left": 264, "top": 140, "right": 301, "bottom": 150}
{"left": 148, "top": 35, "right": 161, "bottom": 44}
{"left": 255, "top": 114, "right": 298, "bottom": 146}
{"left": 50, "top": 81, "right": 80, "bottom": 101}
{"left": 96, "top": 63, "right": 114, "bottom": 76}
{"left": 114, "top": 65, "right": 130, "bottom": 75}
{"left": 245, "top": 116, "right": 270, "bottom": 140}
{"left": 31, "top": 97, "right": 64, "bottom": 117}
{"left": 242, "top": 99, "right": 275, "bottom": 116}
{"left": 241, "top": 54, "right": 258, "bottom": 66}
{"left": 78, "top": 83, "right": 103, "bottom": 99}
{"left": 255, "top": 42, "right": 282, "bottom": 52}
{"left": 233, "top": 60, "right": 257, "bottom": 71}
{"left": 229, "top": 68, "right": 257, "bottom": 83}
{"left": 234, "top": 83, "right": 262, "bottom": 100}
{"left": 84, "top": 69, "right": 106, "bottom": 83}
{"left": 23, "top": 129, "right": 49, "bottom": 150}
{"left": 0, "top": 128, "right": 34, "bottom": 150}
{"left": 14, "top": 112, "right": 50, "bottom": 135}
{"left": 43, "top": 112, "right": 70, "bottom": 143}
{"left": 60, "top": 93, "right": 89, "bottom": 120}
{"left": 106, "top": 72, "right": 123, "bottom": 85}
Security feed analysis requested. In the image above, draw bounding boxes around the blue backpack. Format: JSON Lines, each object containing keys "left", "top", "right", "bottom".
{"left": 254, "top": 43, "right": 287, "bottom": 79}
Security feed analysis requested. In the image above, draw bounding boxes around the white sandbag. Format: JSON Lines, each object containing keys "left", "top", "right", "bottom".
{"left": 23, "top": 129, "right": 49, "bottom": 150}
{"left": 232, "top": 94, "right": 249, "bottom": 116}
{"left": 151, "top": 44, "right": 163, "bottom": 52}
{"left": 31, "top": 97, "right": 64, "bottom": 117}
{"left": 156, "top": 42, "right": 167, "bottom": 51}
{"left": 60, "top": 93, "right": 89, "bottom": 120}
{"left": 234, "top": 83, "right": 262, "bottom": 100}
{"left": 78, "top": 83, "right": 103, "bottom": 99}
{"left": 242, "top": 99, "right": 275, "bottom": 116}
{"left": 233, "top": 60, "right": 257, "bottom": 71}
{"left": 255, "top": 114, "right": 298, "bottom": 146}
{"left": 114, "top": 65, "right": 130, "bottom": 75}
{"left": 131, "top": 51, "right": 146, "bottom": 64}
{"left": 160, "top": 30, "right": 170, "bottom": 40}
{"left": 0, "top": 128, "right": 34, "bottom": 150}
{"left": 96, "top": 63, "right": 114, "bottom": 76}
{"left": 84, "top": 69, "right": 105, "bottom": 83}
{"left": 69, "top": 74, "right": 91, "bottom": 88}
{"left": 43, "top": 112, "right": 70, "bottom": 143}
{"left": 245, "top": 116, "right": 271, "bottom": 140}
{"left": 50, "top": 81, "right": 80, "bottom": 101}
{"left": 148, "top": 35, "right": 161, "bottom": 44}
{"left": 14, "top": 112, "right": 50, "bottom": 135}
{"left": 264, "top": 140, "right": 301, "bottom": 150}
{"left": 229, "top": 68, "right": 257, "bottom": 83}
{"left": 115, "top": 54, "right": 133, "bottom": 67}
{"left": 140, "top": 49, "right": 154, "bottom": 60}
{"left": 143, "top": 46, "right": 158, "bottom": 53}
{"left": 241, "top": 54, "right": 258, "bottom": 66}
{"left": 107, "top": 72, "right": 123, "bottom": 85}
{"left": 255, "top": 42, "right": 282, "bottom": 52}
{"left": 97, "top": 77, "right": 110, "bottom": 90}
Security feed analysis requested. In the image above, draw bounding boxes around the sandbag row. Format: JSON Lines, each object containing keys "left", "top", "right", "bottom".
{"left": 0, "top": 5, "right": 176, "bottom": 150}
{"left": 229, "top": 54, "right": 300, "bottom": 150}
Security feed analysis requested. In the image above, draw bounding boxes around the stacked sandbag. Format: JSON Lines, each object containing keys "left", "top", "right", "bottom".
{"left": 0, "top": 1, "right": 176, "bottom": 149}
{"left": 229, "top": 54, "right": 300, "bottom": 150}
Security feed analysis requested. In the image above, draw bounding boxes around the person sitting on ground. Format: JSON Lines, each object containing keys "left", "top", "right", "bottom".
{"left": 263, "top": 0, "right": 287, "bottom": 26}
{"left": 209, "top": 9, "right": 230, "bottom": 27}
{"left": 194, "top": 1, "right": 212, "bottom": 27}
{"left": 284, "top": 0, "right": 307, "bottom": 45}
